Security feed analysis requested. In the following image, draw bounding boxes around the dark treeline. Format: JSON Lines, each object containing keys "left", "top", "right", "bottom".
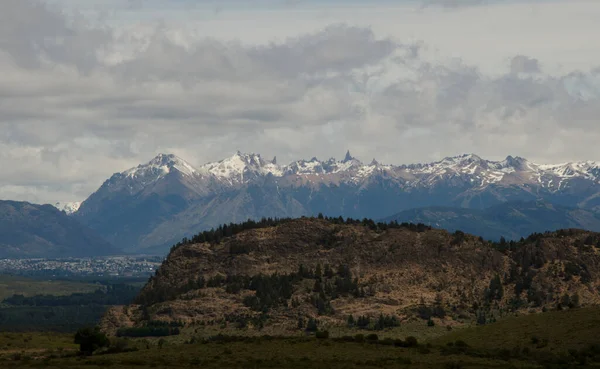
{"left": 2, "top": 284, "right": 140, "bottom": 307}
{"left": 0, "top": 306, "right": 108, "bottom": 332}
{"left": 171, "top": 215, "right": 432, "bottom": 251}
{"left": 347, "top": 314, "right": 400, "bottom": 331}
{"left": 116, "top": 321, "right": 182, "bottom": 338}
{"left": 0, "top": 283, "right": 142, "bottom": 332}
{"left": 172, "top": 215, "right": 598, "bottom": 256}
{"left": 136, "top": 263, "right": 366, "bottom": 314}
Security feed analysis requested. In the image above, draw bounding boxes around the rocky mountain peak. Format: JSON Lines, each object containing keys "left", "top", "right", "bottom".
{"left": 502, "top": 155, "right": 529, "bottom": 170}
{"left": 343, "top": 150, "right": 354, "bottom": 163}
{"left": 200, "top": 152, "right": 283, "bottom": 183}
{"left": 121, "top": 153, "right": 199, "bottom": 181}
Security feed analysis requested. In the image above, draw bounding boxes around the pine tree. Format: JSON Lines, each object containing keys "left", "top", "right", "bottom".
{"left": 315, "top": 264, "right": 323, "bottom": 280}
{"left": 347, "top": 315, "right": 355, "bottom": 327}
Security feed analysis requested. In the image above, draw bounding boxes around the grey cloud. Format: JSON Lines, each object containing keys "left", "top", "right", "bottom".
{"left": 421, "top": 0, "right": 487, "bottom": 9}
{"left": 248, "top": 25, "right": 397, "bottom": 76}
{"left": 510, "top": 55, "right": 541, "bottom": 74}
{"left": 2, "top": 0, "right": 600, "bottom": 204}
{"left": 0, "top": 0, "right": 110, "bottom": 71}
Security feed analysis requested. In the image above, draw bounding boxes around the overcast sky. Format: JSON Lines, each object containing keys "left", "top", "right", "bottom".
{"left": 1, "top": 0, "right": 600, "bottom": 204}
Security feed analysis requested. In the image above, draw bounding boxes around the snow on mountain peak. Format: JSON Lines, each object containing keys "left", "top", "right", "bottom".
{"left": 104, "top": 153, "right": 203, "bottom": 193}
{"left": 52, "top": 201, "right": 82, "bottom": 215}
{"left": 124, "top": 153, "right": 199, "bottom": 180}
{"left": 101, "top": 152, "right": 600, "bottom": 196}
{"left": 200, "top": 152, "right": 283, "bottom": 183}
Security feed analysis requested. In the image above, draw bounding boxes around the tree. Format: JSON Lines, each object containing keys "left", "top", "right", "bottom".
{"left": 315, "top": 264, "right": 323, "bottom": 280}
{"left": 486, "top": 274, "right": 504, "bottom": 302}
{"left": 324, "top": 264, "right": 335, "bottom": 278}
{"left": 297, "top": 317, "right": 305, "bottom": 330}
{"left": 306, "top": 317, "right": 318, "bottom": 332}
{"left": 569, "top": 293, "right": 580, "bottom": 309}
{"left": 347, "top": 315, "right": 355, "bottom": 327}
{"left": 74, "top": 326, "right": 109, "bottom": 355}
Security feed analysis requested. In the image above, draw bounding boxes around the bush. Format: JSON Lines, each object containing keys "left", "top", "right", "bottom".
{"left": 404, "top": 336, "right": 419, "bottom": 347}
{"left": 366, "top": 333, "right": 379, "bottom": 342}
{"left": 74, "top": 326, "right": 110, "bottom": 355}
{"left": 315, "top": 330, "right": 330, "bottom": 339}
{"left": 305, "top": 318, "right": 319, "bottom": 332}
{"left": 354, "top": 334, "right": 365, "bottom": 343}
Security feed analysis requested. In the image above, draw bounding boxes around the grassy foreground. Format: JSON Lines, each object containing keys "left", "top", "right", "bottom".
{"left": 1, "top": 307, "right": 599, "bottom": 368}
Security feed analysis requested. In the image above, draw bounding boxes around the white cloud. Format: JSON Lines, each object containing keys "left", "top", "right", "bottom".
{"left": 1, "top": 0, "right": 600, "bottom": 204}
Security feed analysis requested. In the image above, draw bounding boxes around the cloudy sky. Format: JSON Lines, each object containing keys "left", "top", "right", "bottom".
{"left": 1, "top": 0, "right": 600, "bottom": 204}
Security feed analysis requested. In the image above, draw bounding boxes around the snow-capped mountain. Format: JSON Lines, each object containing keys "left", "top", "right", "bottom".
{"left": 199, "top": 151, "right": 282, "bottom": 185}
{"left": 74, "top": 151, "right": 600, "bottom": 253}
{"left": 52, "top": 201, "right": 82, "bottom": 215}
{"left": 91, "top": 151, "right": 600, "bottom": 192}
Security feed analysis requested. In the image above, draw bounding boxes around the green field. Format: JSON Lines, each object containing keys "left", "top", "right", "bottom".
{"left": 0, "top": 275, "right": 99, "bottom": 300}
{"left": 1, "top": 307, "right": 600, "bottom": 368}
{"left": 434, "top": 307, "right": 600, "bottom": 353}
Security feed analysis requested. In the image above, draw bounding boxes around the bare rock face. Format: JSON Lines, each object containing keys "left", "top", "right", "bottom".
{"left": 103, "top": 219, "right": 600, "bottom": 334}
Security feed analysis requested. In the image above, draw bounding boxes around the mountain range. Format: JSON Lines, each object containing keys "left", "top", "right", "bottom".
{"left": 66, "top": 152, "right": 600, "bottom": 254}
{"left": 4, "top": 152, "right": 600, "bottom": 257}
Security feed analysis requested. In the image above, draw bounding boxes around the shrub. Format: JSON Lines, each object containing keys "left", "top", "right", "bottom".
{"left": 315, "top": 330, "right": 330, "bottom": 339}
{"left": 305, "top": 318, "right": 319, "bottom": 332}
{"left": 366, "top": 333, "right": 379, "bottom": 342}
{"left": 74, "top": 326, "right": 109, "bottom": 355}
{"left": 404, "top": 336, "right": 419, "bottom": 347}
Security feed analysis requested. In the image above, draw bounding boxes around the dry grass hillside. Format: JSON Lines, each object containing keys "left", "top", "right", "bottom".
{"left": 101, "top": 218, "right": 600, "bottom": 335}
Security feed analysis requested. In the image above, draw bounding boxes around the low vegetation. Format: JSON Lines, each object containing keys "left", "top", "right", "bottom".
{"left": 3, "top": 307, "right": 600, "bottom": 368}
{"left": 0, "top": 278, "right": 141, "bottom": 332}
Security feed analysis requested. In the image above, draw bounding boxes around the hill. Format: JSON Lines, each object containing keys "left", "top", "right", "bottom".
{"left": 102, "top": 217, "right": 600, "bottom": 336}
{"left": 0, "top": 200, "right": 120, "bottom": 258}
{"left": 384, "top": 200, "right": 600, "bottom": 241}
{"left": 74, "top": 152, "right": 600, "bottom": 253}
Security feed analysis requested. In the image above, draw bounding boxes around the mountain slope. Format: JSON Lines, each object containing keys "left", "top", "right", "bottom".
{"left": 76, "top": 152, "right": 600, "bottom": 253}
{"left": 0, "top": 201, "right": 119, "bottom": 258}
{"left": 102, "top": 218, "right": 600, "bottom": 334}
{"left": 384, "top": 201, "right": 600, "bottom": 241}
